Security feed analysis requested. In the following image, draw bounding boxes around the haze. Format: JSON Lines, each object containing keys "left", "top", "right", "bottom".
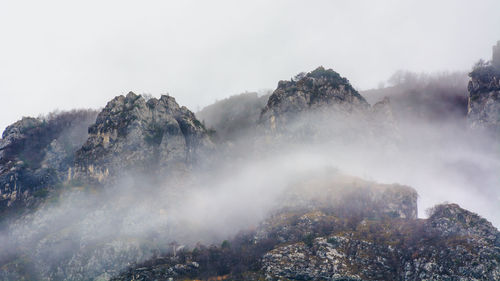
{"left": 1, "top": 0, "right": 500, "bottom": 132}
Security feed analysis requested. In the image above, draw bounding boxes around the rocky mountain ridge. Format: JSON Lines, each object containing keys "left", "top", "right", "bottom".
{"left": 0, "top": 110, "right": 97, "bottom": 213}
{"left": 0, "top": 64, "right": 499, "bottom": 281}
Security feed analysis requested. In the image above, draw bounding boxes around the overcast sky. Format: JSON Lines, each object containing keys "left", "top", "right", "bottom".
{"left": 1, "top": 0, "right": 499, "bottom": 133}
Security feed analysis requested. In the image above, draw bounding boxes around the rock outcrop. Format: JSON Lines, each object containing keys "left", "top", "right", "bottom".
{"left": 0, "top": 117, "right": 46, "bottom": 210}
{"left": 0, "top": 92, "right": 214, "bottom": 211}
{"left": 263, "top": 236, "right": 395, "bottom": 281}
{"left": 259, "top": 67, "right": 369, "bottom": 135}
{"left": 467, "top": 42, "right": 500, "bottom": 133}
{"left": 74, "top": 92, "right": 213, "bottom": 184}
{"left": 400, "top": 203, "right": 500, "bottom": 280}
{"left": 258, "top": 67, "right": 399, "bottom": 146}
{"left": 0, "top": 111, "right": 97, "bottom": 212}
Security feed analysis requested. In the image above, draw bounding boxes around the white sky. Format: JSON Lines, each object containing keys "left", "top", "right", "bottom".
{"left": 1, "top": 0, "right": 499, "bottom": 133}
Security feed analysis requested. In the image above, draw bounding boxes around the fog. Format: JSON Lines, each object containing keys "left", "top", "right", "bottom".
{"left": 1, "top": 91, "right": 499, "bottom": 278}
{"left": 1, "top": 0, "right": 500, "bottom": 279}
{"left": 1, "top": 0, "right": 500, "bottom": 133}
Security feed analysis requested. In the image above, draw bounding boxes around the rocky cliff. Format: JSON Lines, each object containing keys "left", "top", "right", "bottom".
{"left": 74, "top": 92, "right": 213, "bottom": 184}
{"left": 467, "top": 43, "right": 500, "bottom": 133}
{"left": 260, "top": 67, "right": 369, "bottom": 134}
{"left": 0, "top": 110, "right": 97, "bottom": 212}
{"left": 258, "top": 67, "right": 398, "bottom": 145}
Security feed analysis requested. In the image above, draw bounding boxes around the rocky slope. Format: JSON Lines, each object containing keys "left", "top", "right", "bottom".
{"left": 111, "top": 199, "right": 499, "bottom": 281}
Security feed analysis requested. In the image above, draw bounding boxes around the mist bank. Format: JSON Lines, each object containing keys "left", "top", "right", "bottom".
{"left": 362, "top": 70, "right": 469, "bottom": 122}
{"left": 0, "top": 66, "right": 499, "bottom": 280}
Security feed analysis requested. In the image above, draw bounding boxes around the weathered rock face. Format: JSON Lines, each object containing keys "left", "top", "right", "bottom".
{"left": 0, "top": 111, "right": 97, "bottom": 212}
{"left": 263, "top": 236, "right": 394, "bottom": 281}
{"left": 467, "top": 73, "right": 500, "bottom": 131}
{"left": 467, "top": 43, "right": 500, "bottom": 133}
{"left": 74, "top": 92, "right": 213, "bottom": 183}
{"left": 0, "top": 117, "right": 46, "bottom": 210}
{"left": 426, "top": 203, "right": 499, "bottom": 242}
{"left": 260, "top": 67, "right": 369, "bottom": 134}
{"left": 257, "top": 67, "right": 399, "bottom": 147}
{"left": 401, "top": 204, "right": 500, "bottom": 281}
{"left": 362, "top": 71, "right": 469, "bottom": 123}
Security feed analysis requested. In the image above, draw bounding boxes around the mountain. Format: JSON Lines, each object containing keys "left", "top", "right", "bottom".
{"left": 0, "top": 65, "right": 499, "bottom": 281}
